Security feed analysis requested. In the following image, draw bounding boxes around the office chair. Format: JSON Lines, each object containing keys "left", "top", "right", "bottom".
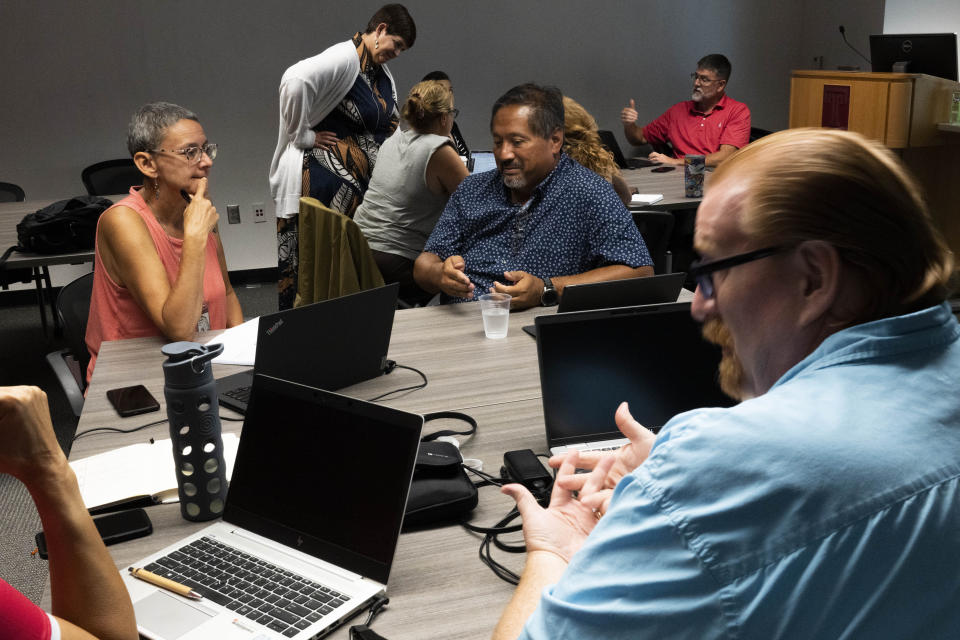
{"left": 632, "top": 210, "right": 675, "bottom": 275}
{"left": 81, "top": 159, "right": 142, "bottom": 196}
{"left": 45, "top": 271, "right": 94, "bottom": 417}
{"left": 749, "top": 127, "right": 774, "bottom": 143}
{"left": 295, "top": 197, "right": 385, "bottom": 306}
{"left": 0, "top": 181, "right": 26, "bottom": 202}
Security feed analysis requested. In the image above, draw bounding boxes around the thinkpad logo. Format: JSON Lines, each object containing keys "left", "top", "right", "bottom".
{"left": 266, "top": 318, "right": 284, "bottom": 335}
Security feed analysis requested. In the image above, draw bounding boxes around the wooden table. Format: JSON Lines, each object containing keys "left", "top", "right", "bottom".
{"left": 620, "top": 166, "right": 710, "bottom": 211}
{"left": 52, "top": 303, "right": 559, "bottom": 639}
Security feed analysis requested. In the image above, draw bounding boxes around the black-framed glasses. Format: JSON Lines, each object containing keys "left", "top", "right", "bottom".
{"left": 690, "top": 72, "right": 719, "bottom": 85}
{"left": 688, "top": 245, "right": 787, "bottom": 299}
{"left": 448, "top": 108, "right": 460, "bottom": 119}
{"left": 152, "top": 142, "right": 218, "bottom": 164}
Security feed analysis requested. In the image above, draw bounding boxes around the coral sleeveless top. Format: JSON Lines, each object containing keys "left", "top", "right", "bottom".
{"left": 85, "top": 188, "right": 226, "bottom": 384}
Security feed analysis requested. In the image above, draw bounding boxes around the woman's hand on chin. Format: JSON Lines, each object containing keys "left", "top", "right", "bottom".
{"left": 182, "top": 177, "right": 219, "bottom": 241}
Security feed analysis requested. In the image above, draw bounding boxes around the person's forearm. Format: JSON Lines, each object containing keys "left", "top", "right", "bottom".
{"left": 27, "top": 460, "right": 137, "bottom": 639}
{"left": 705, "top": 148, "right": 735, "bottom": 167}
{"left": 161, "top": 236, "right": 209, "bottom": 340}
{"left": 413, "top": 253, "right": 443, "bottom": 294}
{"left": 492, "top": 551, "right": 568, "bottom": 640}
{"left": 553, "top": 264, "right": 653, "bottom": 295}
{"left": 225, "top": 289, "right": 244, "bottom": 327}
{"left": 623, "top": 122, "right": 646, "bottom": 146}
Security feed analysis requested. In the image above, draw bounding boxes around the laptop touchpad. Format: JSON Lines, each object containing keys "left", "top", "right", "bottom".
{"left": 135, "top": 591, "right": 214, "bottom": 638}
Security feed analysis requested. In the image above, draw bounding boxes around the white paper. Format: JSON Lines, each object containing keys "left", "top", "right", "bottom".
{"left": 71, "top": 433, "right": 240, "bottom": 509}
{"left": 205, "top": 316, "right": 259, "bottom": 365}
{"left": 632, "top": 193, "right": 664, "bottom": 205}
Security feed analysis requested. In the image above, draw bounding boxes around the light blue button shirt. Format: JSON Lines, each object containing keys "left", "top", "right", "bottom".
{"left": 522, "top": 303, "right": 960, "bottom": 639}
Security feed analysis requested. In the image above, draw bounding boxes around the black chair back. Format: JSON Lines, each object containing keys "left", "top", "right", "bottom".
{"left": 0, "top": 181, "right": 25, "bottom": 203}
{"left": 749, "top": 127, "right": 773, "bottom": 143}
{"left": 56, "top": 272, "right": 95, "bottom": 381}
{"left": 81, "top": 159, "right": 142, "bottom": 196}
{"left": 632, "top": 210, "right": 675, "bottom": 275}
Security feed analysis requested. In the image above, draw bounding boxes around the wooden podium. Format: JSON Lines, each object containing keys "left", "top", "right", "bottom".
{"left": 789, "top": 70, "right": 960, "bottom": 257}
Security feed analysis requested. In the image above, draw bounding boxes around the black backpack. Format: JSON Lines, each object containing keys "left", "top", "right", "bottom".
{"left": 13, "top": 195, "right": 113, "bottom": 254}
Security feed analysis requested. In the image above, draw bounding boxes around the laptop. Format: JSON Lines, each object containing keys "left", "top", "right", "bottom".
{"left": 217, "top": 283, "right": 399, "bottom": 413}
{"left": 122, "top": 373, "right": 423, "bottom": 640}
{"left": 535, "top": 302, "right": 734, "bottom": 455}
{"left": 522, "top": 273, "right": 687, "bottom": 337}
{"left": 597, "top": 130, "right": 654, "bottom": 169}
{"left": 469, "top": 151, "right": 497, "bottom": 174}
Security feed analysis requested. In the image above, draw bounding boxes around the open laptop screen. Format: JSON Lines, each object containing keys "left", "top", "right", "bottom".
{"left": 224, "top": 374, "right": 422, "bottom": 584}
{"left": 536, "top": 302, "right": 734, "bottom": 448}
{"left": 470, "top": 151, "right": 497, "bottom": 174}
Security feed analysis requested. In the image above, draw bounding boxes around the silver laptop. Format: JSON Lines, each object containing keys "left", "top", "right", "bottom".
{"left": 535, "top": 302, "right": 734, "bottom": 455}
{"left": 122, "top": 374, "right": 423, "bottom": 640}
{"left": 469, "top": 151, "right": 497, "bottom": 174}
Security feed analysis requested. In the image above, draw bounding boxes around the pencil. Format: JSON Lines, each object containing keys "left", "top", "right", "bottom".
{"left": 128, "top": 567, "right": 203, "bottom": 600}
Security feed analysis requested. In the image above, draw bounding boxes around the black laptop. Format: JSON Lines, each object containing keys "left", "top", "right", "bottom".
{"left": 522, "top": 273, "right": 687, "bottom": 337}
{"left": 535, "top": 302, "right": 734, "bottom": 455}
{"left": 217, "top": 283, "right": 399, "bottom": 413}
{"left": 597, "top": 129, "right": 655, "bottom": 169}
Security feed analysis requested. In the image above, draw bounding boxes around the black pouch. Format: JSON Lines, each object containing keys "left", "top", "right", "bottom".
{"left": 402, "top": 411, "right": 478, "bottom": 530}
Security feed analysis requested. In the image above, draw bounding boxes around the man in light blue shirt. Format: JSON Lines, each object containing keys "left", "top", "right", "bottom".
{"left": 493, "top": 128, "right": 960, "bottom": 639}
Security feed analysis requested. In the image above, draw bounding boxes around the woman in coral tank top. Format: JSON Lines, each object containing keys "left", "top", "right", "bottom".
{"left": 85, "top": 102, "right": 243, "bottom": 384}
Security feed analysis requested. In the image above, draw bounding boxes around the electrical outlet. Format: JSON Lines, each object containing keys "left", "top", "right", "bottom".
{"left": 253, "top": 203, "right": 266, "bottom": 223}
{"left": 226, "top": 204, "right": 241, "bottom": 224}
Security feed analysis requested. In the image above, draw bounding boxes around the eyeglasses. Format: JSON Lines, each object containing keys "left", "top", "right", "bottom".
{"left": 448, "top": 108, "right": 460, "bottom": 119}
{"left": 152, "top": 142, "right": 218, "bottom": 164}
{"left": 690, "top": 72, "right": 719, "bottom": 85}
{"left": 688, "top": 245, "right": 787, "bottom": 299}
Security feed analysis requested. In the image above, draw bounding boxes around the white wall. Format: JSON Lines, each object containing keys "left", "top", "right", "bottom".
{"left": 797, "top": 0, "right": 886, "bottom": 71}
{"left": 2, "top": 0, "right": 877, "bottom": 276}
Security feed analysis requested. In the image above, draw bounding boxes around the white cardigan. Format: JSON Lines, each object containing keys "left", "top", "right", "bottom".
{"left": 268, "top": 39, "right": 396, "bottom": 218}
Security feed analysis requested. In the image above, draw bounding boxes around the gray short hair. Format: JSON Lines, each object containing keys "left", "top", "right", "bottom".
{"left": 127, "top": 102, "right": 199, "bottom": 156}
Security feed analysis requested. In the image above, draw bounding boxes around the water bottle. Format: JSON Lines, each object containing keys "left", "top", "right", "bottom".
{"left": 161, "top": 341, "right": 228, "bottom": 521}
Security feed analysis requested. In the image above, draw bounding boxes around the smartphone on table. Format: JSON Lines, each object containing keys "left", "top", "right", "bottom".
{"left": 106, "top": 384, "right": 160, "bottom": 417}
{"left": 35, "top": 508, "right": 153, "bottom": 559}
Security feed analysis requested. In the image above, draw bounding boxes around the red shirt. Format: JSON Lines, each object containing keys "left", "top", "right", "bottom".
{"left": 642, "top": 94, "right": 751, "bottom": 158}
{"left": 1, "top": 578, "right": 52, "bottom": 639}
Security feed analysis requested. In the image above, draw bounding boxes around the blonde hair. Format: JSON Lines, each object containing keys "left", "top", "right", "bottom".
{"left": 714, "top": 128, "right": 953, "bottom": 321}
{"left": 401, "top": 80, "right": 453, "bottom": 131}
{"left": 562, "top": 96, "right": 619, "bottom": 182}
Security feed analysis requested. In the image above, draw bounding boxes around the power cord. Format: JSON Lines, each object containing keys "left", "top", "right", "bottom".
{"left": 461, "top": 455, "right": 555, "bottom": 585}
{"left": 367, "top": 363, "right": 428, "bottom": 402}
{"left": 349, "top": 594, "right": 390, "bottom": 640}
{"left": 71, "top": 417, "right": 168, "bottom": 443}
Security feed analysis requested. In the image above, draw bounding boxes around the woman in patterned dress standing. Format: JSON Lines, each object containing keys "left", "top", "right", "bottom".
{"left": 269, "top": 4, "right": 416, "bottom": 309}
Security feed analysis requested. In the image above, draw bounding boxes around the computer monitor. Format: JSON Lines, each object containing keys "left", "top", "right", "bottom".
{"left": 869, "top": 33, "right": 958, "bottom": 81}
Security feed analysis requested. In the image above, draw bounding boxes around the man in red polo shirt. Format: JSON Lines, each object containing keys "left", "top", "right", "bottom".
{"left": 621, "top": 54, "right": 750, "bottom": 168}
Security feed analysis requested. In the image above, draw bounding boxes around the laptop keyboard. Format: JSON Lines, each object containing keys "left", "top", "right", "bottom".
{"left": 145, "top": 536, "right": 351, "bottom": 638}
{"left": 224, "top": 385, "right": 252, "bottom": 404}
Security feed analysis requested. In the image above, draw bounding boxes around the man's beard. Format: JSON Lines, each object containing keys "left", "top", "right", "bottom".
{"left": 691, "top": 88, "right": 703, "bottom": 102}
{"left": 702, "top": 318, "right": 747, "bottom": 401}
{"left": 500, "top": 162, "right": 527, "bottom": 190}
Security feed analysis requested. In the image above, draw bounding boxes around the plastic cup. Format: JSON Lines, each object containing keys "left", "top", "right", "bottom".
{"left": 478, "top": 293, "right": 511, "bottom": 339}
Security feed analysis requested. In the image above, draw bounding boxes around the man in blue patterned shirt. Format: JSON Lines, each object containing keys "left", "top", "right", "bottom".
{"left": 413, "top": 84, "right": 653, "bottom": 309}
